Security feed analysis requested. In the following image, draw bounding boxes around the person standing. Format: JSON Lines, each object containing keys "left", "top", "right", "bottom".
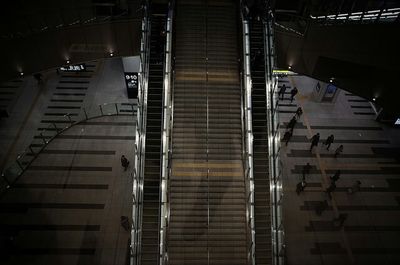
{"left": 309, "top": 133, "right": 320, "bottom": 152}
{"left": 296, "top": 180, "right": 306, "bottom": 195}
{"left": 348, "top": 180, "right": 362, "bottom": 194}
{"left": 287, "top": 116, "right": 297, "bottom": 131}
{"left": 334, "top": 145, "right": 344, "bottom": 158}
{"left": 324, "top": 134, "right": 334, "bottom": 150}
{"left": 290, "top": 86, "right": 298, "bottom": 103}
{"left": 278, "top": 84, "right": 286, "bottom": 100}
{"left": 315, "top": 200, "right": 329, "bottom": 215}
{"left": 121, "top": 155, "right": 130, "bottom": 171}
{"left": 325, "top": 181, "right": 336, "bottom": 199}
{"left": 302, "top": 163, "right": 312, "bottom": 181}
{"left": 282, "top": 130, "right": 292, "bottom": 146}
{"left": 333, "top": 213, "right": 348, "bottom": 227}
{"left": 295, "top": 106, "right": 303, "bottom": 119}
{"left": 330, "top": 170, "right": 341, "bottom": 183}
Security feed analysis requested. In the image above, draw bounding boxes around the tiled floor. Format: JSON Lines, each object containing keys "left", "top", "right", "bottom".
{"left": 280, "top": 75, "right": 400, "bottom": 265}
{"left": 0, "top": 58, "right": 137, "bottom": 265}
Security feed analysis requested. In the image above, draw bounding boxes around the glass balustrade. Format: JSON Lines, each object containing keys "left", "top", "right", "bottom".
{"left": 1, "top": 102, "right": 137, "bottom": 195}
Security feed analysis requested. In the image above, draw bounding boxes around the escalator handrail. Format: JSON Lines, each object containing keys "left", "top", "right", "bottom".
{"left": 159, "top": 1, "right": 175, "bottom": 264}
{"left": 132, "top": 1, "right": 151, "bottom": 264}
{"left": 262, "top": 8, "right": 286, "bottom": 265}
{"left": 239, "top": 2, "right": 256, "bottom": 265}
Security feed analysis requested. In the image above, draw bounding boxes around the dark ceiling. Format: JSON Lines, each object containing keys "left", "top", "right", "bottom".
{"left": 271, "top": 0, "right": 400, "bottom": 115}
{"left": 0, "top": 0, "right": 143, "bottom": 82}
{"left": 0, "top": 0, "right": 141, "bottom": 40}
{"left": 272, "top": 0, "right": 400, "bottom": 17}
{"left": 0, "top": 0, "right": 400, "bottom": 114}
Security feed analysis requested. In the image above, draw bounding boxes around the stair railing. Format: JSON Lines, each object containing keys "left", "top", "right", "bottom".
{"left": 239, "top": 2, "right": 256, "bottom": 265}
{"left": 263, "top": 9, "right": 285, "bottom": 265}
{"left": 0, "top": 102, "right": 137, "bottom": 196}
{"left": 159, "top": 1, "right": 175, "bottom": 264}
{"left": 131, "top": 1, "right": 151, "bottom": 264}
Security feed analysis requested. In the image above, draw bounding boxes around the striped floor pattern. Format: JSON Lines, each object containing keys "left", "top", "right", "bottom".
{"left": 0, "top": 79, "right": 24, "bottom": 114}
{"left": 280, "top": 75, "right": 400, "bottom": 265}
{"left": 0, "top": 114, "right": 136, "bottom": 265}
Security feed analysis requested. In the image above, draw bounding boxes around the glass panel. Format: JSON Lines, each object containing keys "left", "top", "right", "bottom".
{"left": 87, "top": 105, "right": 102, "bottom": 118}
{"left": 3, "top": 163, "right": 22, "bottom": 184}
{"left": 103, "top": 103, "right": 117, "bottom": 116}
{"left": 0, "top": 176, "right": 8, "bottom": 193}
{"left": 17, "top": 152, "right": 34, "bottom": 170}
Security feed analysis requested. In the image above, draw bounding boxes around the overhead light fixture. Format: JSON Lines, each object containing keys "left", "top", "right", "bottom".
{"left": 288, "top": 65, "right": 292, "bottom": 70}
{"left": 20, "top": 72, "right": 24, "bottom": 76}
{"left": 372, "top": 97, "right": 376, "bottom": 101}
{"left": 329, "top": 78, "right": 333, "bottom": 83}
{"left": 110, "top": 52, "right": 114, "bottom": 57}
{"left": 66, "top": 60, "right": 70, "bottom": 64}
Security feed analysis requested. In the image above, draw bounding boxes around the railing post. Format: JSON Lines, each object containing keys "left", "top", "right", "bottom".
{"left": 16, "top": 158, "right": 24, "bottom": 171}
{"left": 99, "top": 104, "right": 103, "bottom": 115}
{"left": 115, "top": 103, "right": 119, "bottom": 115}
{"left": 40, "top": 133, "right": 47, "bottom": 145}
{"left": 53, "top": 123, "right": 58, "bottom": 132}
{"left": 29, "top": 145, "right": 35, "bottom": 155}
{"left": 1, "top": 173, "right": 10, "bottom": 186}
{"left": 83, "top": 107, "right": 88, "bottom": 119}
{"left": 66, "top": 114, "right": 73, "bottom": 124}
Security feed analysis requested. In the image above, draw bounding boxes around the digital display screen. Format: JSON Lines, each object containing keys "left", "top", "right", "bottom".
{"left": 60, "top": 64, "right": 86, "bottom": 72}
{"left": 125, "top": 72, "right": 138, "bottom": 99}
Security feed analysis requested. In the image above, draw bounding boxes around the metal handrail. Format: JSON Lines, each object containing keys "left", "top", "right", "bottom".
{"left": 131, "top": 1, "right": 151, "bottom": 264}
{"left": 159, "top": 1, "right": 175, "bottom": 264}
{"left": 263, "top": 8, "right": 285, "bottom": 265}
{"left": 0, "top": 102, "right": 137, "bottom": 195}
{"left": 239, "top": 2, "right": 256, "bottom": 264}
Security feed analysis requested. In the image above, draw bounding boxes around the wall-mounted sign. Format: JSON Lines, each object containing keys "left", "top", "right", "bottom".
{"left": 60, "top": 63, "right": 86, "bottom": 72}
{"left": 125, "top": 72, "right": 138, "bottom": 98}
{"left": 395, "top": 118, "right": 400, "bottom": 125}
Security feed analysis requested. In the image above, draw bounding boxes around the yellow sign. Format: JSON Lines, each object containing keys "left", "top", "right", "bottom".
{"left": 272, "top": 69, "right": 290, "bottom": 74}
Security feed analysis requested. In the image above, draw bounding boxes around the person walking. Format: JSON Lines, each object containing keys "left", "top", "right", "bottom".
{"left": 296, "top": 180, "right": 306, "bottom": 195}
{"left": 121, "top": 155, "right": 130, "bottom": 171}
{"left": 120, "top": 216, "right": 130, "bottom": 231}
{"left": 309, "top": 133, "right": 320, "bottom": 152}
{"left": 330, "top": 170, "right": 341, "bottom": 183}
{"left": 315, "top": 200, "right": 329, "bottom": 216}
{"left": 325, "top": 181, "right": 336, "bottom": 199}
{"left": 333, "top": 213, "right": 348, "bottom": 227}
{"left": 282, "top": 130, "right": 292, "bottom": 146}
{"left": 34, "top": 73, "right": 43, "bottom": 84}
{"left": 324, "top": 134, "right": 334, "bottom": 150}
{"left": 290, "top": 86, "right": 298, "bottom": 103}
{"left": 302, "top": 163, "right": 312, "bottom": 181}
{"left": 348, "top": 180, "right": 362, "bottom": 194}
{"left": 278, "top": 84, "right": 287, "bottom": 100}
{"left": 287, "top": 116, "right": 297, "bottom": 131}
{"left": 334, "top": 145, "right": 344, "bottom": 158}
{"left": 295, "top": 106, "right": 303, "bottom": 119}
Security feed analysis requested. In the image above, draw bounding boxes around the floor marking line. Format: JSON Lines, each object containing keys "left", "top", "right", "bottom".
{"left": 289, "top": 76, "right": 355, "bottom": 264}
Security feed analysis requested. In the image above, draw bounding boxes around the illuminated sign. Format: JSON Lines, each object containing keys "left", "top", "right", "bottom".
{"left": 60, "top": 64, "right": 86, "bottom": 72}
{"left": 273, "top": 70, "right": 290, "bottom": 75}
{"left": 395, "top": 118, "right": 400, "bottom": 125}
{"left": 125, "top": 72, "right": 138, "bottom": 98}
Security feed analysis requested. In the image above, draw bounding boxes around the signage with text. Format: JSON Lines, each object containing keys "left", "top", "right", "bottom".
{"left": 60, "top": 63, "right": 86, "bottom": 72}
{"left": 125, "top": 72, "right": 138, "bottom": 98}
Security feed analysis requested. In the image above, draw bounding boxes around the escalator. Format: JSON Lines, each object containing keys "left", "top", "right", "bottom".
{"left": 140, "top": 13, "right": 166, "bottom": 265}
{"left": 249, "top": 19, "right": 272, "bottom": 265}
{"left": 168, "top": 0, "right": 249, "bottom": 264}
